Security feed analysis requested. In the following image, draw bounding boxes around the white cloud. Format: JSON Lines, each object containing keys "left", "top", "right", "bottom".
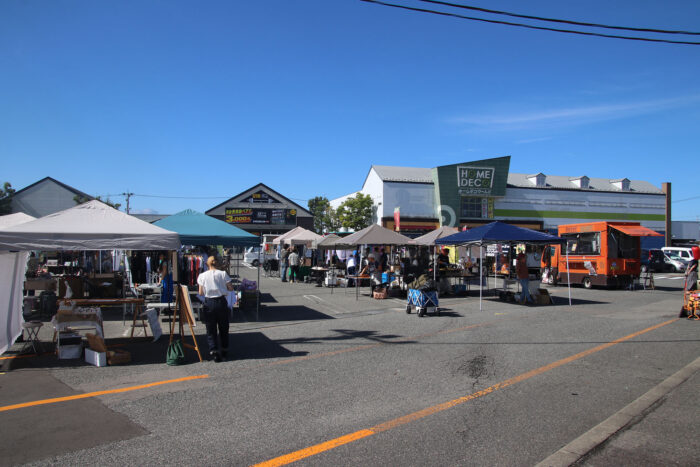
{"left": 448, "top": 94, "right": 700, "bottom": 132}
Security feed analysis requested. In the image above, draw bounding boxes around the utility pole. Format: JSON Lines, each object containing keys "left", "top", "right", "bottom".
{"left": 122, "top": 191, "right": 135, "bottom": 214}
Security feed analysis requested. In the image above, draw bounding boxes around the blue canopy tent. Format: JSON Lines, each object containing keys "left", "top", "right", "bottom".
{"left": 154, "top": 209, "right": 259, "bottom": 247}
{"left": 436, "top": 222, "right": 569, "bottom": 310}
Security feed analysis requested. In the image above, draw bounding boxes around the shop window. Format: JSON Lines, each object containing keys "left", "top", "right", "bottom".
{"left": 563, "top": 232, "right": 600, "bottom": 255}
{"left": 608, "top": 230, "right": 637, "bottom": 259}
{"left": 461, "top": 197, "right": 486, "bottom": 218}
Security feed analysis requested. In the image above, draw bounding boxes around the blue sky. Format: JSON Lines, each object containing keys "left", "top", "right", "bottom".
{"left": 2, "top": 1, "right": 699, "bottom": 219}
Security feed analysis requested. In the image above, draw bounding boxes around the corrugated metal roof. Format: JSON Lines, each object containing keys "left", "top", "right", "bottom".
{"left": 371, "top": 165, "right": 434, "bottom": 183}
{"left": 506, "top": 173, "right": 663, "bottom": 194}
{"left": 370, "top": 165, "right": 662, "bottom": 194}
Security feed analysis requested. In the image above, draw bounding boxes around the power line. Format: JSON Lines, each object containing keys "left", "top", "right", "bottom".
{"left": 134, "top": 194, "right": 231, "bottom": 200}
{"left": 360, "top": 0, "right": 700, "bottom": 46}
{"left": 417, "top": 0, "right": 700, "bottom": 36}
{"left": 673, "top": 195, "right": 700, "bottom": 203}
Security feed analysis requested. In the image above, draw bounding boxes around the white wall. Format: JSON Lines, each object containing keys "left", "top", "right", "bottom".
{"left": 383, "top": 182, "right": 435, "bottom": 219}
{"left": 672, "top": 221, "right": 700, "bottom": 240}
{"left": 496, "top": 188, "right": 666, "bottom": 231}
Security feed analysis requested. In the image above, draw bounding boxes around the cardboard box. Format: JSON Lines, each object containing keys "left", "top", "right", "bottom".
{"left": 107, "top": 349, "right": 131, "bottom": 365}
{"left": 85, "top": 348, "right": 107, "bottom": 367}
{"left": 373, "top": 288, "right": 388, "bottom": 299}
{"left": 58, "top": 344, "right": 83, "bottom": 359}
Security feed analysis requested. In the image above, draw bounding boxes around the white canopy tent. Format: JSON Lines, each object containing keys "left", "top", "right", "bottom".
{"left": 0, "top": 213, "right": 37, "bottom": 354}
{"left": 272, "top": 227, "right": 307, "bottom": 246}
{"left": 0, "top": 202, "right": 181, "bottom": 355}
{"left": 0, "top": 200, "right": 180, "bottom": 251}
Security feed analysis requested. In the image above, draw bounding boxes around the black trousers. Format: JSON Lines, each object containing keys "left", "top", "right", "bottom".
{"left": 203, "top": 296, "right": 230, "bottom": 354}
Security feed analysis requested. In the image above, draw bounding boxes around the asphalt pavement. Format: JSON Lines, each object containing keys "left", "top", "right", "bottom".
{"left": 1, "top": 267, "right": 698, "bottom": 466}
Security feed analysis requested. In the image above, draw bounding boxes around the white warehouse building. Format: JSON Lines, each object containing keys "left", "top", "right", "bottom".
{"left": 331, "top": 156, "right": 675, "bottom": 240}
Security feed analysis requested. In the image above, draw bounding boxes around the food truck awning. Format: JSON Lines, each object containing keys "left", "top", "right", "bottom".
{"left": 610, "top": 225, "right": 663, "bottom": 237}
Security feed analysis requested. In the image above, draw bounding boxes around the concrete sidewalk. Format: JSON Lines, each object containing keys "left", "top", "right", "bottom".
{"left": 538, "top": 356, "right": 700, "bottom": 466}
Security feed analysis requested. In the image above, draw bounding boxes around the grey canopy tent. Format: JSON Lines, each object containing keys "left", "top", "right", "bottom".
{"left": 332, "top": 224, "right": 413, "bottom": 300}
{"left": 412, "top": 226, "right": 460, "bottom": 284}
{"left": 333, "top": 224, "right": 413, "bottom": 248}
{"left": 436, "top": 221, "right": 569, "bottom": 311}
{"left": 0, "top": 200, "right": 180, "bottom": 251}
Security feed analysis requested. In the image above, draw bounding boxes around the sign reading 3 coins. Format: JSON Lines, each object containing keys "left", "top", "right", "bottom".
{"left": 225, "top": 208, "right": 297, "bottom": 225}
{"left": 457, "top": 166, "right": 495, "bottom": 195}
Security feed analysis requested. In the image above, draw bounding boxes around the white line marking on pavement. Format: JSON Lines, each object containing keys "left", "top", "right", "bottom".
{"left": 303, "top": 295, "right": 345, "bottom": 314}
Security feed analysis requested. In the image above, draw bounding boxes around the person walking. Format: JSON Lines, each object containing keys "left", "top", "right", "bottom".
{"left": 516, "top": 249, "right": 534, "bottom": 305}
{"left": 685, "top": 246, "right": 698, "bottom": 292}
{"left": 197, "top": 256, "right": 234, "bottom": 362}
{"left": 280, "top": 244, "right": 290, "bottom": 282}
{"left": 288, "top": 247, "right": 300, "bottom": 283}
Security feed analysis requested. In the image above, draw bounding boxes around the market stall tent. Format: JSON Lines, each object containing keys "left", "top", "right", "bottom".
{"left": 436, "top": 221, "right": 568, "bottom": 310}
{"left": 312, "top": 234, "right": 341, "bottom": 250}
{"left": 334, "top": 224, "right": 413, "bottom": 248}
{"left": 0, "top": 212, "right": 36, "bottom": 229}
{"left": 0, "top": 213, "right": 36, "bottom": 354}
{"left": 0, "top": 200, "right": 181, "bottom": 251}
{"left": 153, "top": 209, "right": 259, "bottom": 247}
{"left": 283, "top": 228, "right": 323, "bottom": 246}
{"left": 411, "top": 226, "right": 459, "bottom": 246}
{"left": 272, "top": 226, "right": 307, "bottom": 245}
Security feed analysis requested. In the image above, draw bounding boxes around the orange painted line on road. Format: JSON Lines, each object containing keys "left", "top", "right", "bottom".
{"left": 251, "top": 430, "right": 375, "bottom": 467}
{"left": 0, "top": 374, "right": 209, "bottom": 413}
{"left": 251, "top": 318, "right": 678, "bottom": 466}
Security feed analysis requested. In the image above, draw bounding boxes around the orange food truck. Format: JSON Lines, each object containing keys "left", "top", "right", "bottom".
{"left": 541, "top": 221, "right": 662, "bottom": 288}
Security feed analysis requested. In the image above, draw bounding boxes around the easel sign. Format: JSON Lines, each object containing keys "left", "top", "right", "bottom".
{"left": 169, "top": 285, "right": 203, "bottom": 362}
{"left": 179, "top": 285, "right": 197, "bottom": 327}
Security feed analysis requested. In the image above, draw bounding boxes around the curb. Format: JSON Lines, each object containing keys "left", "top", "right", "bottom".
{"left": 535, "top": 355, "right": 700, "bottom": 467}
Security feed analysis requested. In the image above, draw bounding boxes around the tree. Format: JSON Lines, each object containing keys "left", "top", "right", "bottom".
{"left": 337, "top": 193, "right": 373, "bottom": 231}
{"left": 308, "top": 196, "right": 331, "bottom": 234}
{"left": 0, "top": 182, "right": 15, "bottom": 215}
{"left": 74, "top": 194, "right": 122, "bottom": 210}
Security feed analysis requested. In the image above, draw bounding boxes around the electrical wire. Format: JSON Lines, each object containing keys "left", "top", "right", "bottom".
{"left": 417, "top": 0, "right": 700, "bottom": 36}
{"left": 360, "top": 0, "right": 700, "bottom": 45}
{"left": 673, "top": 195, "right": 700, "bottom": 203}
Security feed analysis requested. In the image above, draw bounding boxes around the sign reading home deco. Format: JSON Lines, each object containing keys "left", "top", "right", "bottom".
{"left": 457, "top": 166, "right": 495, "bottom": 195}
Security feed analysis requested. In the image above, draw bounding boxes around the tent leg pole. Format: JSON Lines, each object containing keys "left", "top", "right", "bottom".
{"left": 479, "top": 244, "right": 483, "bottom": 312}
{"left": 566, "top": 246, "right": 572, "bottom": 307}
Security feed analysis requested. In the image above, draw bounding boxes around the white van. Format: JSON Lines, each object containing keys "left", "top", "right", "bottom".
{"left": 243, "top": 246, "right": 275, "bottom": 266}
{"left": 661, "top": 247, "right": 694, "bottom": 263}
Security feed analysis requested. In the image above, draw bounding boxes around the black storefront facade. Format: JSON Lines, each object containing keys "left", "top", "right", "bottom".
{"left": 205, "top": 183, "right": 314, "bottom": 238}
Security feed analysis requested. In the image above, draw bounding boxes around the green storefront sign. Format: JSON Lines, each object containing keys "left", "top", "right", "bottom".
{"left": 432, "top": 156, "right": 510, "bottom": 226}
{"left": 457, "top": 166, "right": 495, "bottom": 195}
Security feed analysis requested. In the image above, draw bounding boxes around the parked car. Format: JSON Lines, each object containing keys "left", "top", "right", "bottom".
{"left": 664, "top": 253, "right": 687, "bottom": 273}
{"left": 661, "top": 246, "right": 694, "bottom": 263}
{"left": 243, "top": 246, "right": 275, "bottom": 267}
{"left": 641, "top": 249, "right": 667, "bottom": 273}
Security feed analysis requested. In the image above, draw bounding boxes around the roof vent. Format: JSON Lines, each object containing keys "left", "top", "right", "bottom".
{"left": 610, "top": 178, "right": 630, "bottom": 191}
{"left": 570, "top": 176, "right": 590, "bottom": 189}
{"left": 528, "top": 173, "right": 546, "bottom": 188}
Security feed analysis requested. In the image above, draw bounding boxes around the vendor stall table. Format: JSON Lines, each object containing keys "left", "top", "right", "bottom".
{"left": 58, "top": 298, "right": 145, "bottom": 336}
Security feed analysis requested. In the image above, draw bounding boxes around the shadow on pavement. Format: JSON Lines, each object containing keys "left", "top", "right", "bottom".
{"left": 273, "top": 328, "right": 415, "bottom": 346}
{"left": 232, "top": 332, "right": 308, "bottom": 359}
{"left": 233, "top": 305, "right": 334, "bottom": 323}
